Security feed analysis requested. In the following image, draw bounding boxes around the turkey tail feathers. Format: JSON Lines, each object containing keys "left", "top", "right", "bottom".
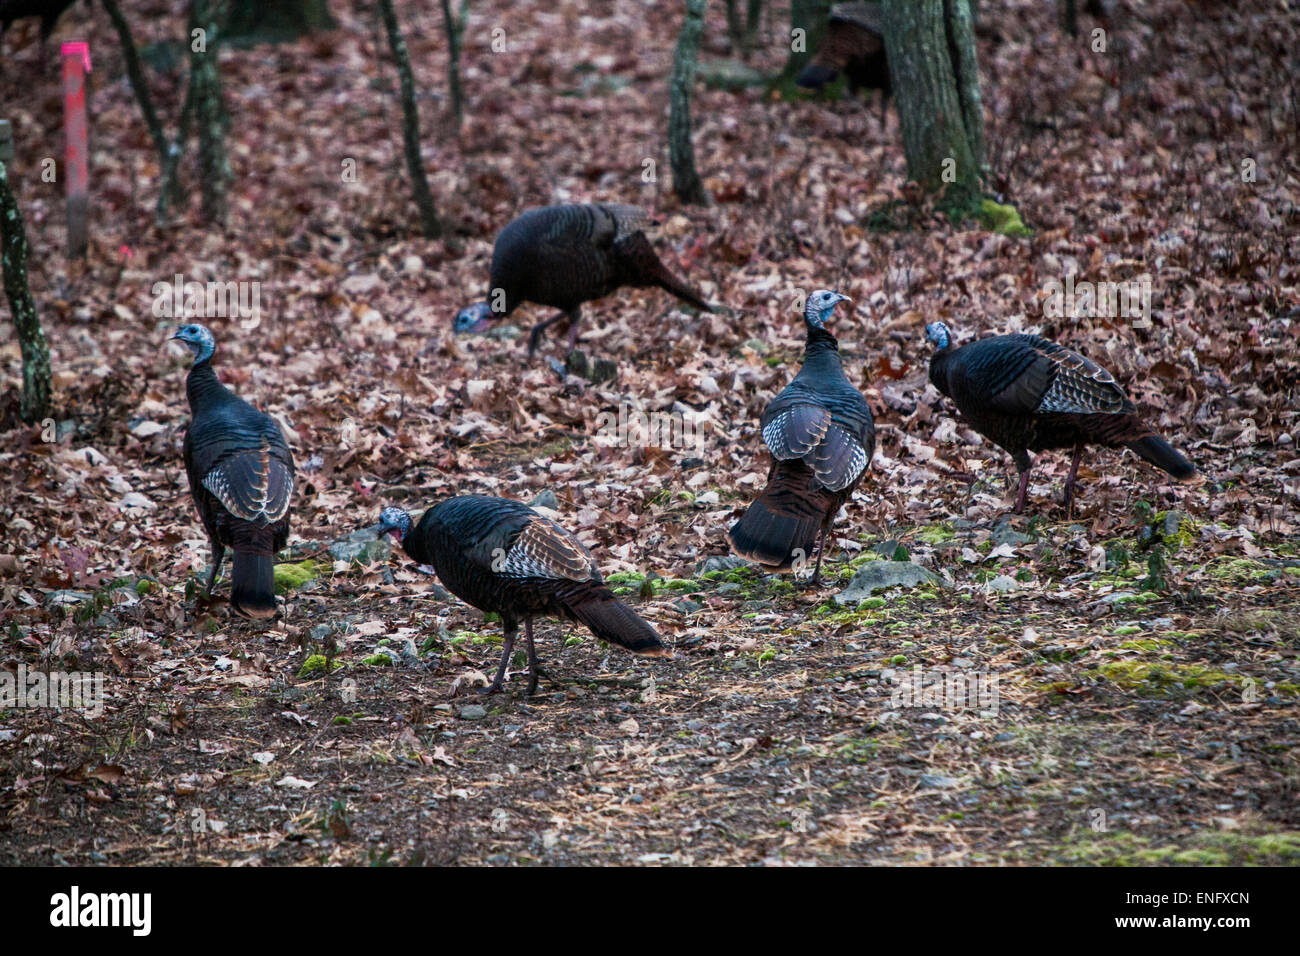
{"left": 565, "top": 589, "right": 668, "bottom": 656}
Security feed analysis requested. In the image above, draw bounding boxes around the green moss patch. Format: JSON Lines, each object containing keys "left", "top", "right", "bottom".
{"left": 297, "top": 654, "right": 344, "bottom": 678}
{"left": 274, "top": 560, "right": 326, "bottom": 594}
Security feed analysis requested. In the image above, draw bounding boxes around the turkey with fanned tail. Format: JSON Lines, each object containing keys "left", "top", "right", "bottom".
{"left": 172, "top": 324, "right": 295, "bottom": 619}
{"left": 728, "top": 290, "right": 875, "bottom": 586}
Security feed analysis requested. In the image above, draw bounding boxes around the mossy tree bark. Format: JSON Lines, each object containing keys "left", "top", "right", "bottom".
{"left": 669, "top": 0, "right": 711, "bottom": 206}
{"left": 880, "top": 0, "right": 987, "bottom": 201}
{"left": 190, "top": 0, "right": 231, "bottom": 226}
{"left": 378, "top": 0, "right": 443, "bottom": 238}
{"left": 878, "top": 0, "right": 987, "bottom": 201}
{"left": 0, "top": 163, "right": 52, "bottom": 423}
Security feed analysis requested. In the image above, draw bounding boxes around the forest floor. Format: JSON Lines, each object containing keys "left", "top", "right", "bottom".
{"left": 0, "top": 0, "right": 1297, "bottom": 865}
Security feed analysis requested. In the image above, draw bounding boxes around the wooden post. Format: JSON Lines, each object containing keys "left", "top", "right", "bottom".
{"left": 62, "top": 41, "right": 91, "bottom": 259}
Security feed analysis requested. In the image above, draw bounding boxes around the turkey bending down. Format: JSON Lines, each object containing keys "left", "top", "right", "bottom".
{"left": 925, "top": 322, "right": 1198, "bottom": 513}
{"left": 729, "top": 291, "right": 875, "bottom": 586}
{"left": 378, "top": 496, "right": 668, "bottom": 695}
{"left": 453, "top": 203, "right": 716, "bottom": 357}
{"left": 173, "top": 324, "right": 295, "bottom": 619}
{"left": 796, "top": 2, "right": 891, "bottom": 128}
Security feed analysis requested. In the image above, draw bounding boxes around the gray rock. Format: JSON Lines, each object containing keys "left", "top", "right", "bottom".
{"left": 987, "top": 575, "right": 1019, "bottom": 594}
{"left": 328, "top": 526, "right": 393, "bottom": 566}
{"left": 564, "top": 349, "right": 618, "bottom": 385}
{"left": 529, "top": 489, "right": 560, "bottom": 511}
{"left": 44, "top": 590, "right": 93, "bottom": 608}
{"left": 698, "top": 58, "right": 768, "bottom": 90}
{"left": 836, "top": 562, "right": 943, "bottom": 605}
{"left": 920, "top": 773, "right": 961, "bottom": 789}
{"left": 696, "top": 555, "right": 750, "bottom": 575}
{"left": 459, "top": 704, "right": 488, "bottom": 721}
{"left": 991, "top": 521, "right": 1034, "bottom": 547}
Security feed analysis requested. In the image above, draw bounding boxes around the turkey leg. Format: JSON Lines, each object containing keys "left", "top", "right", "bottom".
{"left": 524, "top": 619, "right": 540, "bottom": 696}
{"left": 1062, "top": 444, "right": 1083, "bottom": 513}
{"left": 205, "top": 542, "right": 225, "bottom": 594}
{"left": 527, "top": 308, "right": 580, "bottom": 357}
{"left": 480, "top": 623, "right": 516, "bottom": 694}
{"left": 808, "top": 523, "right": 832, "bottom": 589}
{"left": 1014, "top": 469, "right": 1031, "bottom": 514}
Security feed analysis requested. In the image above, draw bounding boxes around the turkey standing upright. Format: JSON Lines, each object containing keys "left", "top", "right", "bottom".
{"left": 378, "top": 497, "right": 667, "bottom": 695}
{"left": 453, "top": 203, "right": 715, "bottom": 357}
{"left": 173, "top": 324, "right": 295, "bottom": 619}
{"left": 729, "top": 291, "right": 875, "bottom": 586}
{"left": 796, "top": 2, "right": 891, "bottom": 129}
{"left": 925, "top": 322, "right": 1197, "bottom": 513}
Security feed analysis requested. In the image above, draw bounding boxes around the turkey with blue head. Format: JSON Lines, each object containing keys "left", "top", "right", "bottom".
{"left": 173, "top": 323, "right": 295, "bottom": 619}
{"left": 925, "top": 322, "right": 1197, "bottom": 513}
{"left": 378, "top": 496, "right": 667, "bottom": 695}
{"left": 453, "top": 203, "right": 716, "bottom": 358}
{"left": 728, "top": 290, "right": 875, "bottom": 586}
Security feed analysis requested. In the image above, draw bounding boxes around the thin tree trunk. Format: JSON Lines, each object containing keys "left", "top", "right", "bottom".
{"left": 0, "top": 162, "right": 52, "bottom": 423}
{"left": 156, "top": 82, "right": 196, "bottom": 226}
{"left": 190, "top": 0, "right": 230, "bottom": 226}
{"left": 102, "top": 0, "right": 189, "bottom": 223}
{"left": 102, "top": 0, "right": 167, "bottom": 164}
{"left": 439, "top": 0, "right": 468, "bottom": 133}
{"left": 881, "top": 0, "right": 983, "bottom": 199}
{"left": 780, "top": 0, "right": 831, "bottom": 82}
{"left": 744, "top": 0, "right": 763, "bottom": 49}
{"left": 378, "top": 0, "right": 443, "bottom": 237}
{"left": 669, "top": 0, "right": 711, "bottom": 206}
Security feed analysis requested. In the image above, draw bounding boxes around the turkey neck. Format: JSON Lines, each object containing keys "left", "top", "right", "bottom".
{"left": 185, "top": 358, "right": 235, "bottom": 411}
{"left": 801, "top": 325, "right": 844, "bottom": 375}
{"left": 928, "top": 345, "right": 953, "bottom": 394}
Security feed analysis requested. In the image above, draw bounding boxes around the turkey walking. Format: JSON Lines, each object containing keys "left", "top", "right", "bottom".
{"left": 378, "top": 497, "right": 667, "bottom": 695}
{"left": 796, "top": 2, "right": 891, "bottom": 129}
{"left": 729, "top": 291, "right": 875, "bottom": 586}
{"left": 925, "top": 322, "right": 1197, "bottom": 513}
{"left": 453, "top": 203, "right": 715, "bottom": 357}
{"left": 173, "top": 324, "right": 295, "bottom": 619}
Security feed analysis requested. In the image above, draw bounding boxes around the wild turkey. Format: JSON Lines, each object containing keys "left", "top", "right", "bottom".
{"left": 796, "top": 2, "right": 891, "bottom": 128}
{"left": 729, "top": 290, "right": 875, "bottom": 586}
{"left": 0, "top": 0, "right": 77, "bottom": 40}
{"left": 925, "top": 322, "right": 1198, "bottom": 513}
{"left": 377, "top": 496, "right": 668, "bottom": 694}
{"left": 172, "top": 324, "right": 295, "bottom": 619}
{"left": 452, "top": 203, "right": 715, "bottom": 357}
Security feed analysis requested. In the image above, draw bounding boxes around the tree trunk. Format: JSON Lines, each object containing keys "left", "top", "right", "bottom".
{"left": 780, "top": 0, "right": 831, "bottom": 83}
{"left": 880, "top": 0, "right": 986, "bottom": 202}
{"left": 102, "top": 0, "right": 190, "bottom": 223}
{"left": 190, "top": 0, "right": 231, "bottom": 226}
{"left": 225, "top": 0, "right": 336, "bottom": 44}
{"left": 0, "top": 162, "right": 52, "bottom": 424}
{"left": 377, "top": 0, "right": 443, "bottom": 238}
{"left": 669, "top": 0, "right": 711, "bottom": 206}
{"left": 440, "top": 0, "right": 469, "bottom": 133}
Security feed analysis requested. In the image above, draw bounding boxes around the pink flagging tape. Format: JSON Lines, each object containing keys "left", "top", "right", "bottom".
{"left": 61, "top": 41, "right": 92, "bottom": 72}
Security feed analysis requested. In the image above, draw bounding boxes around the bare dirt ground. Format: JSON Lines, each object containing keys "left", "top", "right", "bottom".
{"left": 1, "top": 0, "right": 1297, "bottom": 865}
